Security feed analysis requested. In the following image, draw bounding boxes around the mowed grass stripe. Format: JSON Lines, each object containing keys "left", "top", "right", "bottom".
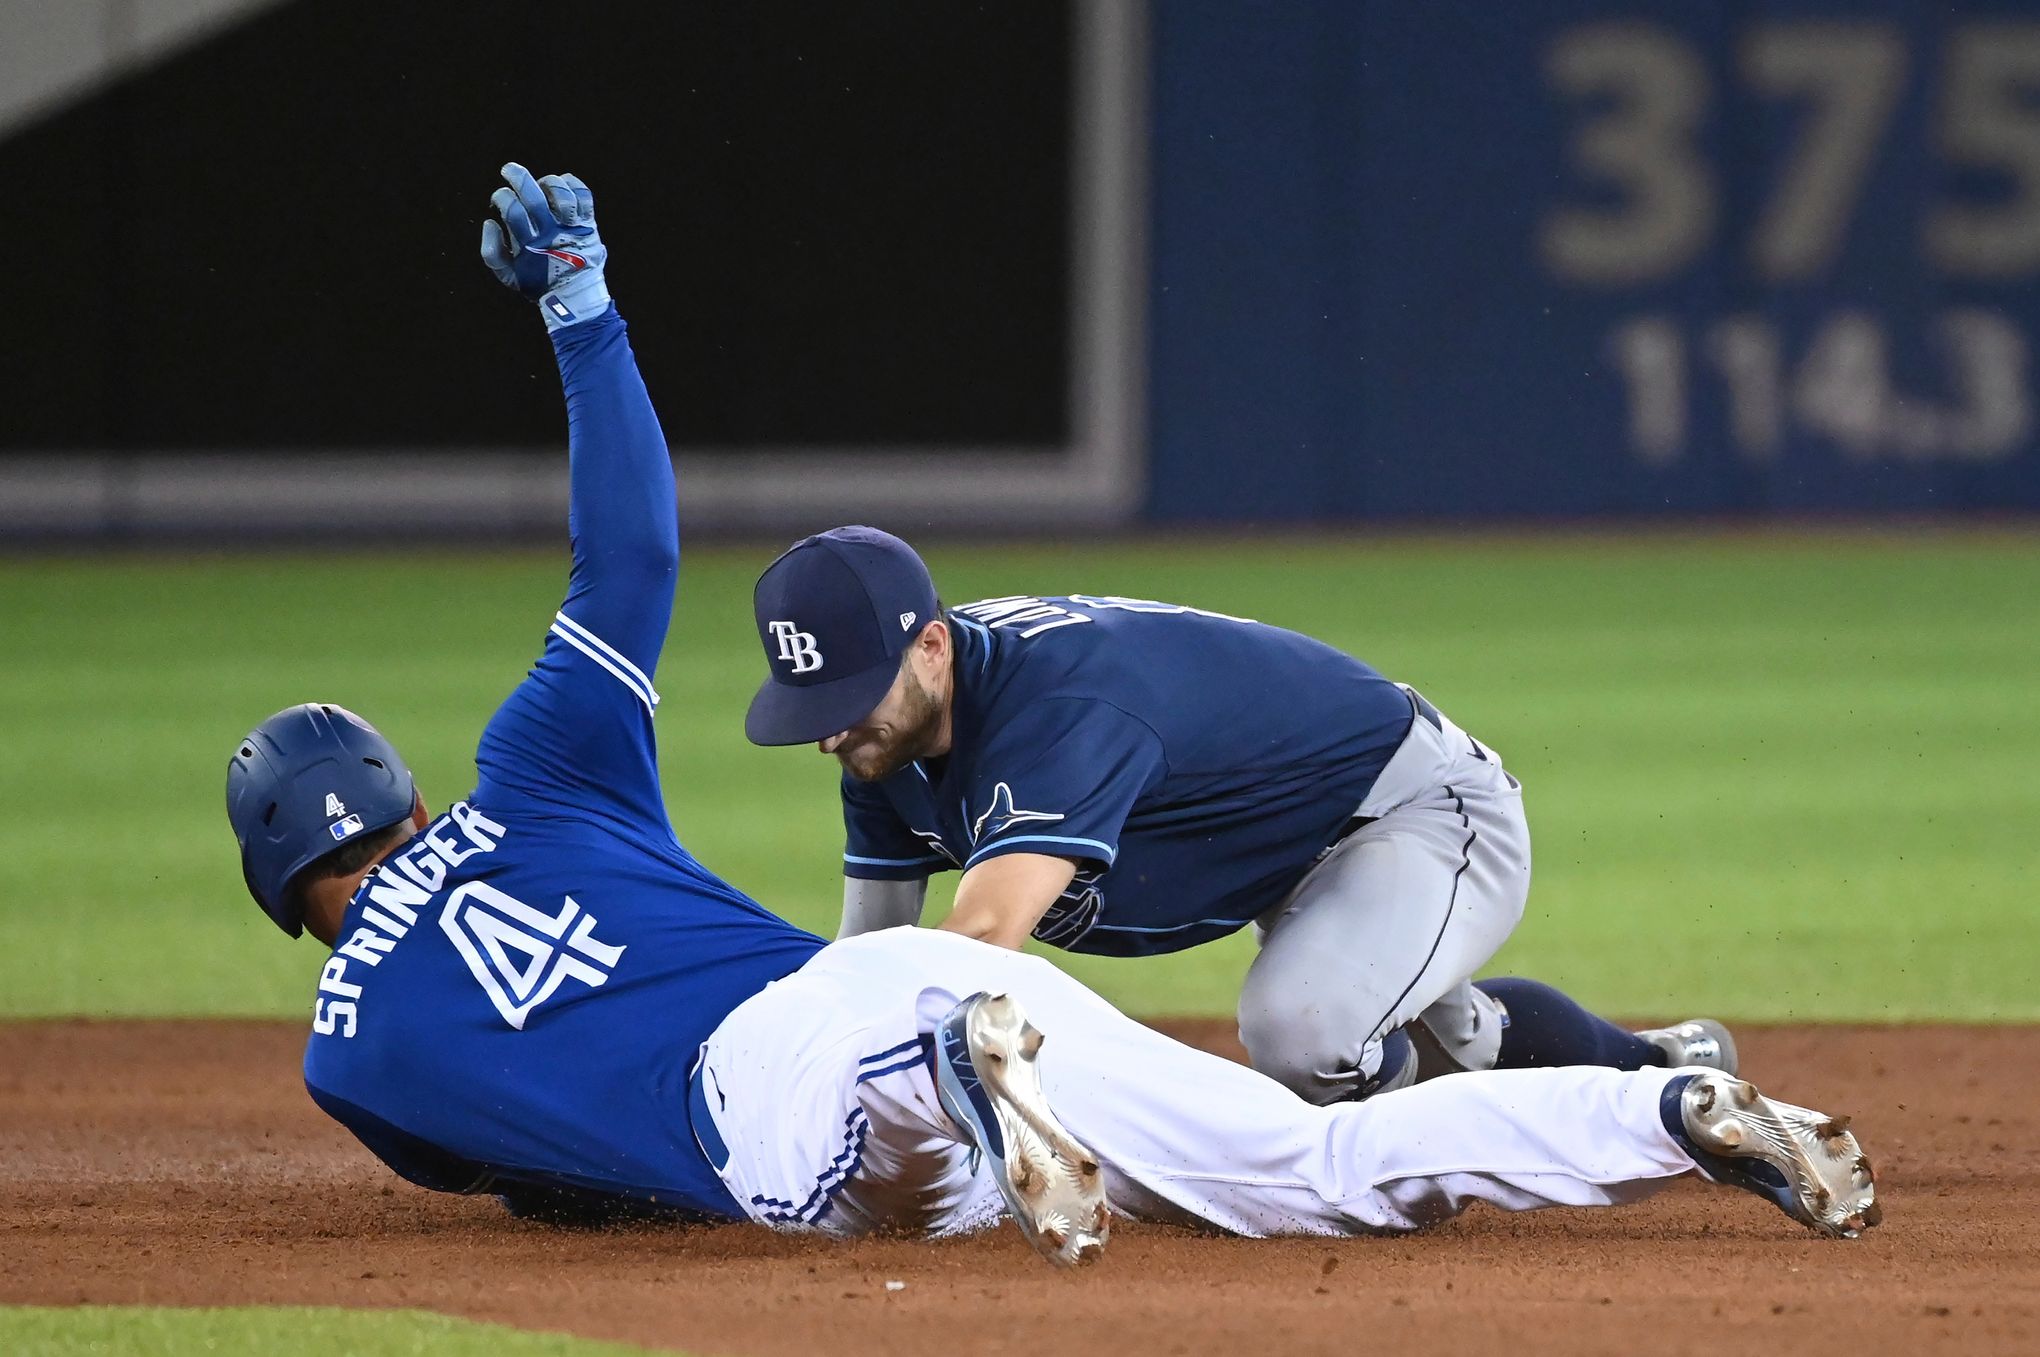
{"left": 0, "top": 1306, "right": 669, "bottom": 1356}
{"left": 0, "top": 535, "right": 2032, "bottom": 1021}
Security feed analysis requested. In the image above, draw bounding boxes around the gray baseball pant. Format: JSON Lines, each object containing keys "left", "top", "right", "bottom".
{"left": 1237, "top": 688, "right": 1530, "bottom": 1104}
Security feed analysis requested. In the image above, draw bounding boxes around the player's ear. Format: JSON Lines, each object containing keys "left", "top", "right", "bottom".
{"left": 905, "top": 618, "right": 950, "bottom": 691}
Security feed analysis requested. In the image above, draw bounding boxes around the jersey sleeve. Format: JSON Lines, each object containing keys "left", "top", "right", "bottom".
{"left": 961, "top": 698, "right": 1166, "bottom": 873}
{"left": 842, "top": 772, "right": 953, "bottom": 880}
{"left": 474, "top": 307, "right": 680, "bottom": 829}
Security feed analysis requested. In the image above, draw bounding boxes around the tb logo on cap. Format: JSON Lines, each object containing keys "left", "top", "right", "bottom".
{"left": 768, "top": 620, "right": 824, "bottom": 674}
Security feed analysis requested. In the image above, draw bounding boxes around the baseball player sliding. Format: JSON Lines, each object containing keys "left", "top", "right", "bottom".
{"left": 746, "top": 538, "right": 1731, "bottom": 1104}
{"left": 225, "top": 165, "right": 1877, "bottom": 1270}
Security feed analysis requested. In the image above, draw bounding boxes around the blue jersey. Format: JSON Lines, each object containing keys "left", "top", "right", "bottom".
{"left": 842, "top": 596, "right": 1415, "bottom": 957}
{"left": 303, "top": 310, "right": 824, "bottom": 1220}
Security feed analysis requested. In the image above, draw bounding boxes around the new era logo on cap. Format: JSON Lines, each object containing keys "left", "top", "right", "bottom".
{"left": 900, "top": 612, "right": 917, "bottom": 631}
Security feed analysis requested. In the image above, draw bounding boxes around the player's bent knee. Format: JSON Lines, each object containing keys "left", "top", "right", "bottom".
{"left": 1237, "top": 994, "right": 1407, "bottom": 1104}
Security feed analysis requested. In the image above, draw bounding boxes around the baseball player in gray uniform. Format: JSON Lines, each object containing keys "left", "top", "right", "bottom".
{"left": 745, "top": 530, "right": 1736, "bottom": 1105}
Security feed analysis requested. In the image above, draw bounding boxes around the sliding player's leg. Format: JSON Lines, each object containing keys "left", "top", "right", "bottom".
{"left": 693, "top": 927, "right": 1878, "bottom": 1263}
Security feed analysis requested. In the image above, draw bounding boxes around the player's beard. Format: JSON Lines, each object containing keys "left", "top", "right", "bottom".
{"left": 834, "top": 666, "right": 945, "bottom": 782}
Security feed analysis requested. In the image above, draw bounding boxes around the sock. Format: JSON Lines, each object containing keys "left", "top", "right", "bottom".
{"left": 1476, "top": 976, "right": 1666, "bottom": 1070}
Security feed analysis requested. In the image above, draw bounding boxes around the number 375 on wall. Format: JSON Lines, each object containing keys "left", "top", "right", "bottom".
{"left": 1544, "top": 21, "right": 2040, "bottom": 464}
{"left": 1542, "top": 21, "right": 2040, "bottom": 283}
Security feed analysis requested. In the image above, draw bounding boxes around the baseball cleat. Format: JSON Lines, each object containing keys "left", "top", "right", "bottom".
{"left": 1662, "top": 1071, "right": 1881, "bottom": 1239}
{"left": 1636, "top": 1018, "right": 1739, "bottom": 1075}
{"left": 933, "top": 991, "right": 1108, "bottom": 1268}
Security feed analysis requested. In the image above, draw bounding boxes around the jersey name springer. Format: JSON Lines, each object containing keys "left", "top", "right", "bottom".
{"left": 311, "top": 800, "right": 625, "bottom": 1036}
{"left": 314, "top": 801, "right": 508, "bottom": 1039}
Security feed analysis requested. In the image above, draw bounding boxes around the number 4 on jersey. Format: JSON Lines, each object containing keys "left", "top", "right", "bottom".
{"left": 438, "top": 881, "right": 626, "bottom": 1029}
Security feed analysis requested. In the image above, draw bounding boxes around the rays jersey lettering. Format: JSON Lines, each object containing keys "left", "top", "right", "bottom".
{"left": 952, "top": 594, "right": 1256, "bottom": 640}
{"left": 952, "top": 596, "right": 1093, "bottom": 638}
{"left": 911, "top": 827, "right": 962, "bottom": 867}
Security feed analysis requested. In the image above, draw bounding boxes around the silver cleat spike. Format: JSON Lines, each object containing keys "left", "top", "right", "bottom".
{"left": 933, "top": 992, "right": 1109, "bottom": 1268}
{"left": 1676, "top": 1071, "right": 1881, "bottom": 1239}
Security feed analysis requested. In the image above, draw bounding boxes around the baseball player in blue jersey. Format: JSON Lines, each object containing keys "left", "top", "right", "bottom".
{"left": 224, "top": 164, "right": 1877, "bottom": 1268}
{"left": 745, "top": 539, "right": 1738, "bottom": 1105}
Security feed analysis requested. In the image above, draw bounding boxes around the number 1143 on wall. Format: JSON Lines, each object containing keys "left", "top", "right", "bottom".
{"left": 1609, "top": 311, "right": 2030, "bottom": 466}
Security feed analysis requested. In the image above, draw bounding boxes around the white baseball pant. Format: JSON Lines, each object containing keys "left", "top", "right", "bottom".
{"left": 691, "top": 927, "right": 1695, "bottom": 1239}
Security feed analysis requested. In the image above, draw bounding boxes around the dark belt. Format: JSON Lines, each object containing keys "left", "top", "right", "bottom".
{"left": 1333, "top": 812, "right": 1377, "bottom": 844}
{"left": 1333, "top": 687, "right": 1439, "bottom": 845}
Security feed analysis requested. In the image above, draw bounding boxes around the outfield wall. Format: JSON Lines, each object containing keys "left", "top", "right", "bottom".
{"left": 1146, "top": 0, "right": 2040, "bottom": 520}
{"left": 4, "top": 1, "right": 2039, "bottom": 536}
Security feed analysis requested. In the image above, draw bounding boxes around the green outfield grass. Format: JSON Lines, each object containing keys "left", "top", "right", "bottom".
{"left": 0, "top": 533, "right": 2034, "bottom": 1022}
{"left": 0, "top": 1306, "right": 667, "bottom": 1355}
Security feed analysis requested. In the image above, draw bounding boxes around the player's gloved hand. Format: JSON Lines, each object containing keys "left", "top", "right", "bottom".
{"left": 480, "top": 162, "right": 611, "bottom": 331}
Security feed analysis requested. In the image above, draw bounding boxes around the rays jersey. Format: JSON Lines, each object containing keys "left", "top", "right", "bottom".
{"left": 842, "top": 596, "right": 1417, "bottom": 957}
{"left": 302, "top": 310, "right": 823, "bottom": 1218}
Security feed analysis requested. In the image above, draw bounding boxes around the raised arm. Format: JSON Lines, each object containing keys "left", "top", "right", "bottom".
{"left": 549, "top": 312, "right": 680, "bottom": 671}
{"left": 473, "top": 165, "right": 678, "bottom": 824}
{"left": 483, "top": 162, "right": 678, "bottom": 675}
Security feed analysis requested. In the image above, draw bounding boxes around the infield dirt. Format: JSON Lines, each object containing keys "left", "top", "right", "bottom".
{"left": 2, "top": 1020, "right": 2034, "bottom": 1357}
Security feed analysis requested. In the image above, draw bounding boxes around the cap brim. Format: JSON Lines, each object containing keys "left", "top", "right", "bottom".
{"left": 745, "top": 659, "right": 901, "bottom": 747}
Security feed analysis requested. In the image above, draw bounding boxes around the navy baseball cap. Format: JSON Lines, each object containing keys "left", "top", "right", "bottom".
{"left": 746, "top": 526, "right": 941, "bottom": 746}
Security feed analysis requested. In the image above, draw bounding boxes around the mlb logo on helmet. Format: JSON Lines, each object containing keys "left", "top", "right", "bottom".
{"left": 745, "top": 526, "right": 941, "bottom": 747}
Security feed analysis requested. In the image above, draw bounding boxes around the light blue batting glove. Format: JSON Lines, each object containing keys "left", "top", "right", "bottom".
{"left": 479, "top": 162, "right": 611, "bottom": 330}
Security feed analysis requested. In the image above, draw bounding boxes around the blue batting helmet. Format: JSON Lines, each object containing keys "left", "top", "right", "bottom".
{"left": 226, "top": 703, "right": 416, "bottom": 936}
